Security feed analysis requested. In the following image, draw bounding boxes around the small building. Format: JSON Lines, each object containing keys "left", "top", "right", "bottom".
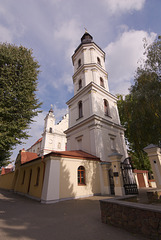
{"left": 1, "top": 164, "right": 14, "bottom": 175}
{"left": 133, "top": 169, "right": 149, "bottom": 188}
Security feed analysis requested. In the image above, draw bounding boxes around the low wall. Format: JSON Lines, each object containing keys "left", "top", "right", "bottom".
{"left": 100, "top": 197, "right": 161, "bottom": 239}
{"left": 147, "top": 190, "right": 161, "bottom": 203}
{"left": 0, "top": 172, "right": 14, "bottom": 190}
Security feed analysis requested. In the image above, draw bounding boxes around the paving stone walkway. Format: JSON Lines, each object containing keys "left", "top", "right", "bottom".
{"left": 0, "top": 189, "right": 147, "bottom": 240}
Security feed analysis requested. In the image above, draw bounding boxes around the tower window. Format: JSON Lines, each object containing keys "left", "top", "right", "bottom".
{"left": 78, "top": 101, "right": 83, "bottom": 118}
{"left": 100, "top": 77, "right": 104, "bottom": 87}
{"left": 97, "top": 57, "right": 101, "bottom": 66}
{"left": 78, "top": 59, "right": 81, "bottom": 68}
{"left": 78, "top": 166, "right": 85, "bottom": 185}
{"left": 49, "top": 127, "right": 52, "bottom": 133}
{"left": 110, "top": 137, "right": 116, "bottom": 150}
{"left": 77, "top": 139, "right": 82, "bottom": 150}
{"left": 104, "top": 99, "right": 109, "bottom": 116}
{"left": 78, "top": 79, "right": 82, "bottom": 90}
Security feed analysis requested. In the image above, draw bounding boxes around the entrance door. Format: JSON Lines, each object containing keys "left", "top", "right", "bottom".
{"left": 27, "top": 170, "right": 32, "bottom": 194}
{"left": 108, "top": 169, "right": 115, "bottom": 195}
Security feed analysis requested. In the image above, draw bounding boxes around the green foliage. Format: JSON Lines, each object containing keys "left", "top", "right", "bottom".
{"left": 0, "top": 150, "right": 11, "bottom": 167}
{"left": 0, "top": 43, "right": 41, "bottom": 164}
{"left": 117, "top": 36, "right": 161, "bottom": 170}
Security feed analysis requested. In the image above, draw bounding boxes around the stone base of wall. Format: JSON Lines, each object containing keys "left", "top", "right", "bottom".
{"left": 100, "top": 197, "right": 161, "bottom": 240}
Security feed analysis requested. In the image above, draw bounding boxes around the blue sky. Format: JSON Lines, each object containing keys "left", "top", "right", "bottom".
{"left": 0, "top": 0, "right": 160, "bottom": 161}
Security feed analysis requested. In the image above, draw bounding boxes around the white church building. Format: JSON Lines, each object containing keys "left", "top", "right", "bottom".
{"left": 0, "top": 32, "right": 138, "bottom": 203}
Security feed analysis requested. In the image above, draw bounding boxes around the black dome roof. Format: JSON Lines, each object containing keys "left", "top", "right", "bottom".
{"left": 81, "top": 32, "right": 93, "bottom": 44}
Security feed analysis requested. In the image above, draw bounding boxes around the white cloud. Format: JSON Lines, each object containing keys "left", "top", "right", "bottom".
{"left": 0, "top": 25, "right": 13, "bottom": 43}
{"left": 102, "top": 0, "right": 146, "bottom": 14}
{"left": 54, "top": 19, "right": 82, "bottom": 57}
{"left": 105, "top": 29, "right": 156, "bottom": 94}
{"left": 60, "top": 72, "right": 73, "bottom": 93}
{"left": 53, "top": 105, "right": 68, "bottom": 122}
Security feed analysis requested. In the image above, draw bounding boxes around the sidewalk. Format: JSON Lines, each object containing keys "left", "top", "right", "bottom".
{"left": 0, "top": 189, "right": 146, "bottom": 240}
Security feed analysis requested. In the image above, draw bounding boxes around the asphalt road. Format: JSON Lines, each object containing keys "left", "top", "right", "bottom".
{"left": 0, "top": 189, "right": 146, "bottom": 240}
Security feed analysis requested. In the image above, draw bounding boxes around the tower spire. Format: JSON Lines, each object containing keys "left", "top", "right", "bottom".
{"left": 49, "top": 104, "right": 54, "bottom": 113}
{"left": 84, "top": 27, "right": 88, "bottom": 33}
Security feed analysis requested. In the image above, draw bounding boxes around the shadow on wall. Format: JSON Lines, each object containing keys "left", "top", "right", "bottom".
{"left": 83, "top": 160, "right": 100, "bottom": 196}
{"left": 60, "top": 161, "right": 76, "bottom": 200}
{"left": 94, "top": 98, "right": 124, "bottom": 158}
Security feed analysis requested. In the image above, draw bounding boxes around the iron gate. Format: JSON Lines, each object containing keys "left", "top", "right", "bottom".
{"left": 121, "top": 157, "right": 138, "bottom": 195}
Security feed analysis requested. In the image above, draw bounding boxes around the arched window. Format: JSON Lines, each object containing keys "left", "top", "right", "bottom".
{"left": 49, "top": 127, "right": 52, "bottom": 133}
{"left": 78, "top": 101, "right": 83, "bottom": 118}
{"left": 104, "top": 99, "right": 109, "bottom": 116}
{"left": 22, "top": 170, "right": 25, "bottom": 184}
{"left": 78, "top": 79, "right": 82, "bottom": 89}
{"left": 100, "top": 77, "right": 104, "bottom": 87}
{"left": 35, "top": 167, "right": 40, "bottom": 186}
{"left": 78, "top": 166, "right": 85, "bottom": 185}
{"left": 97, "top": 57, "right": 101, "bottom": 65}
{"left": 78, "top": 59, "right": 81, "bottom": 68}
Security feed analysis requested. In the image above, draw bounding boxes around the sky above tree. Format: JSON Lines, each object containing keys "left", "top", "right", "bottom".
{"left": 0, "top": 0, "right": 160, "bottom": 160}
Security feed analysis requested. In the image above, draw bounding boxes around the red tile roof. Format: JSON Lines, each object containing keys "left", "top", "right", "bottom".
{"left": 34, "top": 137, "right": 42, "bottom": 145}
{"left": 1, "top": 167, "right": 13, "bottom": 175}
{"left": 21, "top": 151, "right": 38, "bottom": 164}
{"left": 133, "top": 169, "right": 148, "bottom": 174}
{"left": 48, "top": 150, "right": 100, "bottom": 161}
{"left": 19, "top": 150, "right": 100, "bottom": 166}
{"left": 28, "top": 137, "right": 42, "bottom": 149}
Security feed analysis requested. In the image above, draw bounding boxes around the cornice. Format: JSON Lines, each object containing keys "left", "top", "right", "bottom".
{"left": 72, "top": 63, "right": 107, "bottom": 80}
{"left": 66, "top": 82, "right": 117, "bottom": 105}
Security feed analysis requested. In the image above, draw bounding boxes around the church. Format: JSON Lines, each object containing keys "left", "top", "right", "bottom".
{"left": 0, "top": 32, "right": 136, "bottom": 203}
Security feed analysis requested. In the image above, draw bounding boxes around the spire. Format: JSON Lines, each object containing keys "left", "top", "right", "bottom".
{"left": 84, "top": 27, "right": 88, "bottom": 33}
{"left": 49, "top": 104, "right": 54, "bottom": 113}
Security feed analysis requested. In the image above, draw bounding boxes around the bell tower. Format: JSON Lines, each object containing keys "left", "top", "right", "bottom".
{"left": 72, "top": 32, "right": 109, "bottom": 95}
{"left": 65, "top": 32, "right": 127, "bottom": 162}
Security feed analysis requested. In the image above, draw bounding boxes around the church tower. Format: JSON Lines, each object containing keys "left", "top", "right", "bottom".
{"left": 65, "top": 32, "right": 127, "bottom": 162}
{"left": 41, "top": 106, "right": 68, "bottom": 155}
{"left": 41, "top": 106, "right": 56, "bottom": 155}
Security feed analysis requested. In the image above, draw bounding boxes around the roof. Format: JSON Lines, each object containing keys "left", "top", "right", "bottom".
{"left": 27, "top": 137, "right": 42, "bottom": 150}
{"left": 47, "top": 150, "right": 100, "bottom": 161}
{"left": 74, "top": 32, "right": 105, "bottom": 56}
{"left": 133, "top": 169, "right": 148, "bottom": 174}
{"left": 21, "top": 151, "right": 38, "bottom": 164}
{"left": 33, "top": 137, "right": 42, "bottom": 146}
{"left": 20, "top": 150, "right": 100, "bottom": 166}
{"left": 1, "top": 167, "right": 13, "bottom": 175}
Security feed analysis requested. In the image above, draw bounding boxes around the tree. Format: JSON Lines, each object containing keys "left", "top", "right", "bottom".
{"left": 117, "top": 36, "right": 161, "bottom": 170}
{"left": 0, "top": 43, "right": 41, "bottom": 164}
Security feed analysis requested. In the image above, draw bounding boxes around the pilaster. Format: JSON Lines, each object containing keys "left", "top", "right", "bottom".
{"left": 144, "top": 144, "right": 161, "bottom": 188}
{"left": 108, "top": 152, "right": 125, "bottom": 196}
